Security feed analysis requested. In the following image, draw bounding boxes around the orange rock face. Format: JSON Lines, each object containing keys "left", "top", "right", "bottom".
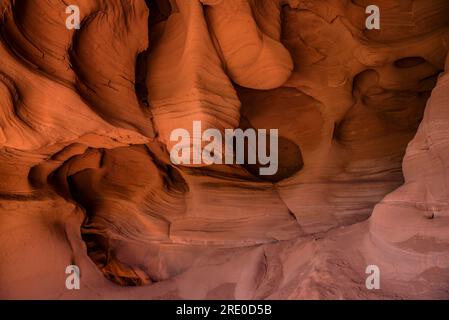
{"left": 0, "top": 0, "right": 448, "bottom": 299}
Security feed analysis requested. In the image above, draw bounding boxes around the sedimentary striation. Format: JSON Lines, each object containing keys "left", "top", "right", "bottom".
{"left": 0, "top": 0, "right": 448, "bottom": 299}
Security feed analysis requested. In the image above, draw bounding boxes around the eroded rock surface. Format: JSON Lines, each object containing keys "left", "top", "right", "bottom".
{"left": 0, "top": 0, "right": 448, "bottom": 299}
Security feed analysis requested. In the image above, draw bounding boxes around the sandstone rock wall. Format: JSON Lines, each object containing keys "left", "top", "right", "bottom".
{"left": 0, "top": 0, "right": 448, "bottom": 299}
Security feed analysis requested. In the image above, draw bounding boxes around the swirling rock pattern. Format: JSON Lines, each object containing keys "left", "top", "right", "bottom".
{"left": 0, "top": 0, "right": 448, "bottom": 299}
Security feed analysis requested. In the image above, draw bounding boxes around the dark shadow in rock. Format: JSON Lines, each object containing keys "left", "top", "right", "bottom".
{"left": 239, "top": 117, "right": 304, "bottom": 183}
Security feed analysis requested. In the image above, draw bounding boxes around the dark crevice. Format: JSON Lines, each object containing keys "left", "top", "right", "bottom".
{"left": 239, "top": 116, "right": 304, "bottom": 183}
{"left": 146, "top": 0, "right": 172, "bottom": 26}
{"left": 134, "top": 50, "right": 150, "bottom": 107}
{"left": 394, "top": 57, "right": 426, "bottom": 69}
{"left": 134, "top": 0, "right": 173, "bottom": 118}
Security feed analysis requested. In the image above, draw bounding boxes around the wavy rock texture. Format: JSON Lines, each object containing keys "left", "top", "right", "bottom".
{"left": 0, "top": 0, "right": 448, "bottom": 299}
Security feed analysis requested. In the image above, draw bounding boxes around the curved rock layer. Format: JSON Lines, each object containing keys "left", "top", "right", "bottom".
{"left": 0, "top": 0, "right": 448, "bottom": 299}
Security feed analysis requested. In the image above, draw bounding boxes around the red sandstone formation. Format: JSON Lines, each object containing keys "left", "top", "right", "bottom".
{"left": 0, "top": 0, "right": 448, "bottom": 299}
